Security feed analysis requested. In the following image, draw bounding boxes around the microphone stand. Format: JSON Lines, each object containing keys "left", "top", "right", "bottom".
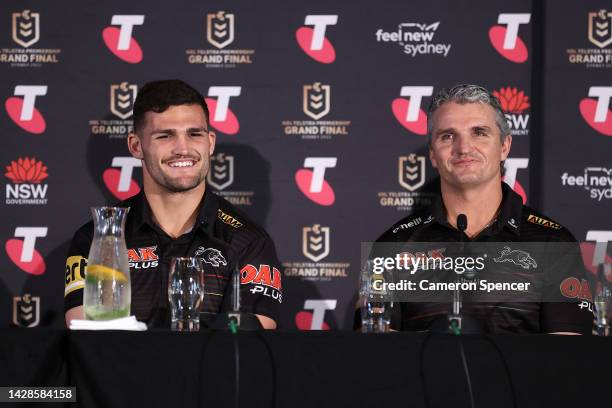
{"left": 210, "top": 266, "right": 263, "bottom": 330}
{"left": 447, "top": 214, "right": 467, "bottom": 334}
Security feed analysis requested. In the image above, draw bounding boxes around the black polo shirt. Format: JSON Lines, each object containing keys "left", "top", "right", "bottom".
{"left": 64, "top": 190, "right": 282, "bottom": 327}
{"left": 375, "top": 183, "right": 593, "bottom": 334}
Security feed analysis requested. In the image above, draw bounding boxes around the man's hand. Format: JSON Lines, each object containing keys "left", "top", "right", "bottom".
{"left": 65, "top": 306, "right": 84, "bottom": 327}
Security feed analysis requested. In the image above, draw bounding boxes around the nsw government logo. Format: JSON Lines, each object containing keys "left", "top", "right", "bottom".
{"left": 493, "top": 86, "right": 530, "bottom": 136}
{"left": 186, "top": 11, "right": 255, "bottom": 68}
{"left": 561, "top": 167, "right": 612, "bottom": 201}
{"left": 207, "top": 153, "right": 254, "bottom": 206}
{"left": 5, "top": 157, "right": 48, "bottom": 205}
{"left": 375, "top": 21, "right": 451, "bottom": 57}
{"left": 89, "top": 82, "right": 137, "bottom": 139}
{"left": 567, "top": 10, "right": 612, "bottom": 69}
{"left": 0, "top": 10, "right": 61, "bottom": 67}
{"left": 378, "top": 154, "right": 435, "bottom": 212}
{"left": 283, "top": 225, "right": 349, "bottom": 283}
{"left": 282, "top": 82, "right": 351, "bottom": 140}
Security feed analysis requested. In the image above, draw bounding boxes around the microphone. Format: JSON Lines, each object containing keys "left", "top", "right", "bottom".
{"left": 457, "top": 214, "right": 467, "bottom": 234}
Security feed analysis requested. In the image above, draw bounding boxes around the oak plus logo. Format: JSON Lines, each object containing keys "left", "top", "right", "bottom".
{"left": 207, "top": 153, "right": 253, "bottom": 206}
{"left": 503, "top": 158, "right": 529, "bottom": 204}
{"left": 561, "top": 167, "right": 612, "bottom": 201}
{"left": 493, "top": 87, "right": 530, "bottom": 136}
{"left": 240, "top": 264, "right": 282, "bottom": 303}
{"left": 205, "top": 86, "right": 241, "bottom": 135}
{"left": 186, "top": 11, "right": 255, "bottom": 68}
{"left": 489, "top": 13, "right": 530, "bottom": 63}
{"left": 375, "top": 21, "right": 452, "bottom": 57}
{"left": 379, "top": 153, "right": 434, "bottom": 212}
{"left": 103, "top": 157, "right": 141, "bottom": 200}
{"left": 12, "top": 294, "right": 40, "bottom": 328}
{"left": 103, "top": 15, "right": 144, "bottom": 63}
{"left": 295, "top": 300, "right": 337, "bottom": 330}
{"left": 296, "top": 15, "right": 338, "bottom": 64}
{"left": 1, "top": 10, "right": 61, "bottom": 67}
{"left": 282, "top": 83, "right": 350, "bottom": 140}
{"left": 581, "top": 231, "right": 612, "bottom": 277}
{"left": 127, "top": 246, "right": 159, "bottom": 269}
{"left": 295, "top": 158, "right": 336, "bottom": 206}
{"left": 392, "top": 86, "right": 433, "bottom": 135}
{"left": 567, "top": 10, "right": 612, "bottom": 69}
{"left": 5, "top": 157, "right": 48, "bottom": 205}
{"left": 89, "top": 82, "right": 137, "bottom": 139}
{"left": 5, "top": 227, "right": 47, "bottom": 275}
{"left": 579, "top": 87, "right": 612, "bottom": 136}
{"left": 5, "top": 85, "right": 47, "bottom": 134}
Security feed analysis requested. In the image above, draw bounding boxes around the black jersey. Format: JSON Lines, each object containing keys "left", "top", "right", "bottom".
{"left": 376, "top": 183, "right": 593, "bottom": 334}
{"left": 64, "top": 190, "right": 282, "bottom": 327}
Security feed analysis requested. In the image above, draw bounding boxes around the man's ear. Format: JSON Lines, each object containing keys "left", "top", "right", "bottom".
{"left": 429, "top": 147, "right": 438, "bottom": 168}
{"left": 127, "top": 133, "right": 143, "bottom": 160}
{"left": 208, "top": 131, "right": 216, "bottom": 156}
{"left": 500, "top": 134, "right": 512, "bottom": 161}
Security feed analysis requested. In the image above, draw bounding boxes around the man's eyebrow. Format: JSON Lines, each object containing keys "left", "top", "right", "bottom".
{"left": 434, "top": 127, "right": 456, "bottom": 135}
{"left": 150, "top": 128, "right": 176, "bottom": 135}
{"left": 187, "top": 127, "right": 208, "bottom": 132}
{"left": 472, "top": 125, "right": 492, "bottom": 132}
{"left": 150, "top": 127, "right": 208, "bottom": 134}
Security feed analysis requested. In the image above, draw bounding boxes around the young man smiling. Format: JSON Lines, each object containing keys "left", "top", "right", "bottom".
{"left": 374, "top": 84, "right": 592, "bottom": 334}
{"left": 65, "top": 80, "right": 281, "bottom": 329}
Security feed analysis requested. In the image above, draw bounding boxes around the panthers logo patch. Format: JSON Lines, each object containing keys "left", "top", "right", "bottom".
{"left": 195, "top": 247, "right": 228, "bottom": 267}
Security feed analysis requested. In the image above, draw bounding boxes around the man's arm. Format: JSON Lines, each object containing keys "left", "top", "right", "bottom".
{"left": 255, "top": 314, "right": 277, "bottom": 329}
{"left": 65, "top": 305, "right": 84, "bottom": 327}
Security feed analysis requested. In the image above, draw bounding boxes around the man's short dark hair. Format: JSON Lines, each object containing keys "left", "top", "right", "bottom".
{"left": 132, "top": 79, "right": 209, "bottom": 132}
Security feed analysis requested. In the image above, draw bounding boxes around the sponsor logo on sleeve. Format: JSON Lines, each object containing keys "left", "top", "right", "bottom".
{"left": 65, "top": 255, "right": 87, "bottom": 296}
{"left": 240, "top": 264, "right": 282, "bottom": 303}
{"left": 217, "top": 209, "right": 243, "bottom": 228}
{"left": 527, "top": 214, "right": 562, "bottom": 229}
{"left": 127, "top": 246, "right": 159, "bottom": 269}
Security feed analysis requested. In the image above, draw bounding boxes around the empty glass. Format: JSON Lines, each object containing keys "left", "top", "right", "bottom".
{"left": 168, "top": 257, "right": 204, "bottom": 332}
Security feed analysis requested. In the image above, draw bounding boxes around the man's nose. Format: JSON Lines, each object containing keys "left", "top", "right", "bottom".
{"left": 452, "top": 133, "right": 473, "bottom": 155}
{"left": 172, "top": 133, "right": 191, "bottom": 155}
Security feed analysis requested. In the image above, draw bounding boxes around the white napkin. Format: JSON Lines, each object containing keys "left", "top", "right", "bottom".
{"left": 70, "top": 316, "right": 147, "bottom": 331}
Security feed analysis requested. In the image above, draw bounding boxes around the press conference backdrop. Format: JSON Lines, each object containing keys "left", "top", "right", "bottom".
{"left": 1, "top": 0, "right": 610, "bottom": 330}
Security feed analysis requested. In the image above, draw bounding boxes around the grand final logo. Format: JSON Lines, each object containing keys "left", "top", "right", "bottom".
{"left": 295, "top": 157, "right": 337, "bottom": 206}
{"left": 489, "top": 13, "right": 531, "bottom": 63}
{"left": 375, "top": 21, "right": 452, "bottom": 57}
{"left": 493, "top": 86, "right": 530, "bottom": 136}
{"left": 303, "top": 82, "right": 330, "bottom": 120}
{"left": 0, "top": 10, "right": 61, "bottom": 67}
{"left": 186, "top": 11, "right": 254, "bottom": 68}
{"left": 392, "top": 86, "right": 433, "bottom": 135}
{"left": 12, "top": 294, "right": 40, "bottom": 327}
{"left": 567, "top": 9, "right": 612, "bottom": 69}
{"left": 5, "top": 227, "right": 47, "bottom": 275}
{"left": 102, "top": 15, "right": 145, "bottom": 64}
{"left": 5, "top": 85, "right": 47, "bottom": 134}
{"left": 206, "top": 153, "right": 253, "bottom": 205}
{"left": 379, "top": 154, "right": 435, "bottom": 212}
{"left": 579, "top": 87, "right": 612, "bottom": 136}
{"left": 12, "top": 10, "right": 39, "bottom": 48}
{"left": 89, "top": 82, "right": 137, "bottom": 139}
{"left": 284, "top": 225, "right": 349, "bottom": 283}
{"left": 103, "top": 157, "right": 141, "bottom": 200}
{"left": 282, "top": 83, "right": 350, "bottom": 140}
{"left": 296, "top": 15, "right": 338, "bottom": 64}
{"left": 110, "top": 82, "right": 137, "bottom": 120}
{"left": 303, "top": 224, "right": 330, "bottom": 262}
{"left": 207, "top": 11, "right": 234, "bottom": 48}
{"left": 5, "top": 157, "right": 49, "bottom": 205}
{"left": 399, "top": 155, "right": 426, "bottom": 192}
